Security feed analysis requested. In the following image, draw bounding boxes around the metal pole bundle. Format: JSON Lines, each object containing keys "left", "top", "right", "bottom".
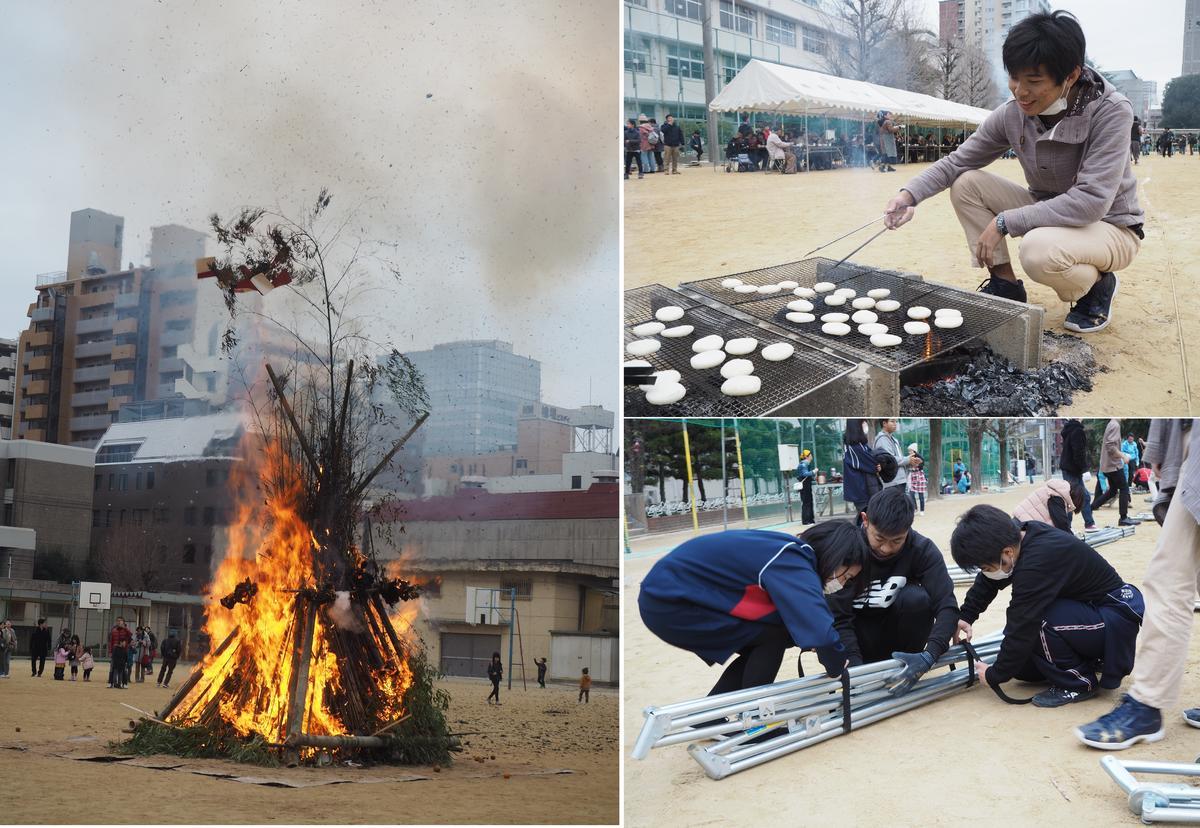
{"left": 633, "top": 635, "right": 1002, "bottom": 779}
{"left": 946, "top": 526, "right": 1136, "bottom": 586}
{"left": 1101, "top": 755, "right": 1200, "bottom": 823}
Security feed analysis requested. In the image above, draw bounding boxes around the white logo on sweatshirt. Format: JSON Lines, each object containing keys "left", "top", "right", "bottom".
{"left": 852, "top": 576, "right": 908, "bottom": 609}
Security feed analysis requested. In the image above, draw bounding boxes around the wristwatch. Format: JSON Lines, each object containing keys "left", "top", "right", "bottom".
{"left": 995, "top": 213, "right": 1008, "bottom": 236}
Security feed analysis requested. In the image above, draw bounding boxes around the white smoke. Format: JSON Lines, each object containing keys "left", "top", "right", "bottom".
{"left": 328, "top": 590, "right": 365, "bottom": 633}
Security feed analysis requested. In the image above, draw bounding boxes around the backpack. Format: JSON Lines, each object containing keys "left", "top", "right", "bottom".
{"left": 648, "top": 129, "right": 660, "bottom": 146}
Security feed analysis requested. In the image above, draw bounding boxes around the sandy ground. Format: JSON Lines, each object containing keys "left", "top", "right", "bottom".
{"left": 623, "top": 154, "right": 1200, "bottom": 415}
{"left": 0, "top": 673, "right": 617, "bottom": 825}
{"left": 623, "top": 480, "right": 1200, "bottom": 827}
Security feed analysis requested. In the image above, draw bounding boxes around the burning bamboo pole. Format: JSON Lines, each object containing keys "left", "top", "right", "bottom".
{"left": 264, "top": 363, "right": 320, "bottom": 477}
{"left": 159, "top": 626, "right": 240, "bottom": 721}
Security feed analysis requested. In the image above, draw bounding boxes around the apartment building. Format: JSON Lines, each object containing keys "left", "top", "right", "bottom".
{"left": 0, "top": 339, "right": 15, "bottom": 440}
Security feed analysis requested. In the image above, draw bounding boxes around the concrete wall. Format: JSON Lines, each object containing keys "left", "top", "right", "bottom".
{"left": 377, "top": 517, "right": 618, "bottom": 570}
{"left": 0, "top": 440, "right": 94, "bottom": 576}
{"left": 516, "top": 417, "right": 572, "bottom": 475}
{"left": 550, "top": 632, "right": 619, "bottom": 685}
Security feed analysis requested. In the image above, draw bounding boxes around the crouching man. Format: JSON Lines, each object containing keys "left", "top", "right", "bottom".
{"left": 828, "top": 487, "right": 960, "bottom": 695}
{"left": 951, "top": 504, "right": 1143, "bottom": 707}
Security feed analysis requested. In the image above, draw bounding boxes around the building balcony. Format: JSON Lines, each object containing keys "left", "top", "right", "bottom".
{"left": 111, "top": 369, "right": 135, "bottom": 386}
{"left": 78, "top": 291, "right": 116, "bottom": 309}
{"left": 113, "top": 317, "right": 138, "bottom": 336}
{"left": 25, "top": 380, "right": 50, "bottom": 396}
{"left": 25, "top": 331, "right": 52, "bottom": 349}
{"left": 24, "top": 355, "right": 50, "bottom": 372}
{"left": 158, "top": 356, "right": 185, "bottom": 374}
{"left": 23, "top": 428, "right": 46, "bottom": 442}
{"left": 23, "top": 405, "right": 47, "bottom": 421}
{"left": 75, "top": 340, "right": 114, "bottom": 359}
{"left": 73, "top": 365, "right": 112, "bottom": 382}
{"left": 114, "top": 292, "right": 140, "bottom": 310}
{"left": 71, "top": 388, "right": 113, "bottom": 408}
{"left": 108, "top": 394, "right": 132, "bottom": 413}
{"left": 76, "top": 315, "right": 116, "bottom": 335}
{"left": 69, "top": 413, "right": 113, "bottom": 433}
{"left": 160, "top": 327, "right": 192, "bottom": 347}
{"left": 112, "top": 343, "right": 136, "bottom": 361}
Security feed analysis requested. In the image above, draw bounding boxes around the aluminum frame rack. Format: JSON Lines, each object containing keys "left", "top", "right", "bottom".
{"left": 632, "top": 634, "right": 1001, "bottom": 779}
{"left": 1101, "top": 756, "right": 1200, "bottom": 824}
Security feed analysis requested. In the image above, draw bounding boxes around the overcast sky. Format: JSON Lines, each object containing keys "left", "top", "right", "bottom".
{"left": 0, "top": 1, "right": 616, "bottom": 413}
{"left": 915, "top": 0, "right": 1187, "bottom": 97}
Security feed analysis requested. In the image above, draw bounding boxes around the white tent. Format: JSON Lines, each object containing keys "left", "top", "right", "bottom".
{"left": 709, "top": 59, "right": 993, "bottom": 128}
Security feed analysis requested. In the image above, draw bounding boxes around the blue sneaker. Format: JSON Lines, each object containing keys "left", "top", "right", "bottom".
{"left": 1075, "top": 694, "right": 1164, "bottom": 750}
{"left": 1184, "top": 709, "right": 1200, "bottom": 729}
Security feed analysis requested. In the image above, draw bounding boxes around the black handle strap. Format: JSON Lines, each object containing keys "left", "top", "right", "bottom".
{"left": 840, "top": 668, "right": 852, "bottom": 734}
{"left": 962, "top": 640, "right": 979, "bottom": 688}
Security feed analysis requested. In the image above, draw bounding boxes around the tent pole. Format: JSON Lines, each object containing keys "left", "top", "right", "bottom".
{"left": 804, "top": 102, "right": 810, "bottom": 172}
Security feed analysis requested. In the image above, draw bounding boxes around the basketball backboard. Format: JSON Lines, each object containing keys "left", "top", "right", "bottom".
{"left": 77, "top": 581, "right": 111, "bottom": 611}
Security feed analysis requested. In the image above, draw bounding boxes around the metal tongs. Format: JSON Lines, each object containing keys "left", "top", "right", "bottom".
{"left": 803, "top": 208, "right": 907, "bottom": 272}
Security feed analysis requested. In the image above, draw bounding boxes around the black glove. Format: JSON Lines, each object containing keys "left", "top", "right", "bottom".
{"left": 884, "top": 651, "right": 935, "bottom": 696}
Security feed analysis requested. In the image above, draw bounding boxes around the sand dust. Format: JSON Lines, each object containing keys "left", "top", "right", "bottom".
{"left": 623, "top": 155, "right": 1200, "bottom": 415}
{"left": 623, "top": 481, "right": 1199, "bottom": 827}
{"left": 0, "top": 674, "right": 616, "bottom": 824}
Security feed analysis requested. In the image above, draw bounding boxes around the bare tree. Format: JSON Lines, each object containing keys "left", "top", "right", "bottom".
{"left": 956, "top": 42, "right": 1001, "bottom": 108}
{"left": 933, "top": 37, "right": 961, "bottom": 100}
{"left": 873, "top": 2, "right": 939, "bottom": 95}
{"left": 966, "top": 419, "right": 990, "bottom": 491}
{"left": 821, "top": 0, "right": 904, "bottom": 82}
{"left": 101, "top": 526, "right": 167, "bottom": 591}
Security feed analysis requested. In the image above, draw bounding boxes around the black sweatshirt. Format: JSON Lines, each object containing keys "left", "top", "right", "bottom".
{"left": 1046, "top": 496, "right": 1071, "bottom": 532}
{"left": 959, "top": 521, "right": 1124, "bottom": 684}
{"left": 827, "top": 528, "right": 958, "bottom": 665}
{"left": 1059, "top": 420, "right": 1088, "bottom": 476}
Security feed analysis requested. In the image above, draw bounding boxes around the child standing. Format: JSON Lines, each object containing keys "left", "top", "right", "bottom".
{"left": 52, "top": 645, "right": 68, "bottom": 680}
{"left": 486, "top": 652, "right": 502, "bottom": 705}
{"left": 69, "top": 635, "right": 81, "bottom": 681}
{"left": 578, "top": 667, "right": 591, "bottom": 703}
{"left": 906, "top": 443, "right": 927, "bottom": 516}
{"left": 80, "top": 647, "right": 94, "bottom": 682}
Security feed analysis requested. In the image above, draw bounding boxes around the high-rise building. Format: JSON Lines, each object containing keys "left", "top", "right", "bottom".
{"left": 404, "top": 340, "right": 541, "bottom": 456}
{"left": 65, "top": 208, "right": 124, "bottom": 281}
{"left": 1186, "top": 0, "right": 1200, "bottom": 76}
{"left": 1104, "top": 70, "right": 1158, "bottom": 123}
{"left": 938, "top": 0, "right": 1051, "bottom": 92}
{"left": 624, "top": 0, "right": 845, "bottom": 124}
{"left": 0, "top": 339, "right": 15, "bottom": 440}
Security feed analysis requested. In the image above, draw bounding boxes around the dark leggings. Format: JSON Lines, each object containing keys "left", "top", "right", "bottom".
{"left": 487, "top": 679, "right": 500, "bottom": 703}
{"left": 709, "top": 625, "right": 793, "bottom": 695}
{"left": 1092, "top": 470, "right": 1130, "bottom": 520}
{"left": 624, "top": 151, "right": 643, "bottom": 175}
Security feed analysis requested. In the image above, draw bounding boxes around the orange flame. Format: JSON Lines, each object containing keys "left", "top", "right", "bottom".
{"left": 170, "top": 436, "right": 415, "bottom": 742}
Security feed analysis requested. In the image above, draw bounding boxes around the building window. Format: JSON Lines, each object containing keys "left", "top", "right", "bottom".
{"left": 107, "top": 473, "right": 115, "bottom": 491}
{"left": 184, "top": 506, "right": 196, "bottom": 526}
{"left": 206, "top": 468, "right": 218, "bottom": 487}
{"left": 41, "top": 602, "right": 67, "bottom": 617}
{"left": 802, "top": 25, "right": 827, "bottom": 55}
{"left": 500, "top": 579, "right": 533, "bottom": 600}
{"left": 203, "top": 506, "right": 215, "bottom": 526}
{"left": 92, "top": 509, "right": 101, "bottom": 528}
{"left": 571, "top": 475, "right": 583, "bottom": 489}
{"left": 516, "top": 459, "right": 527, "bottom": 469}
{"left": 146, "top": 470, "right": 155, "bottom": 490}
{"left": 719, "top": 1, "right": 756, "bottom": 36}
{"left": 135, "top": 471, "right": 142, "bottom": 490}
{"left": 105, "top": 510, "right": 112, "bottom": 528}
{"left": 94, "top": 475, "right": 102, "bottom": 491}
{"left": 665, "top": 0, "right": 702, "bottom": 21}
{"left": 419, "top": 580, "right": 442, "bottom": 598}
{"left": 118, "top": 473, "right": 128, "bottom": 491}
{"left": 182, "top": 543, "right": 196, "bottom": 564}
{"left": 624, "top": 33, "right": 651, "bottom": 74}
{"left": 721, "top": 52, "right": 750, "bottom": 83}
{"left": 153, "top": 507, "right": 169, "bottom": 524}
{"left": 6, "top": 600, "right": 26, "bottom": 619}
{"left": 118, "top": 509, "right": 126, "bottom": 526}
{"left": 204, "top": 544, "right": 213, "bottom": 563}
{"left": 96, "top": 441, "right": 143, "bottom": 464}
{"left": 766, "top": 14, "right": 796, "bottom": 47}
{"left": 666, "top": 43, "right": 705, "bottom": 80}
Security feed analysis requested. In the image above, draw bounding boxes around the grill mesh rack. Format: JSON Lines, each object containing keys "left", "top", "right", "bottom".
{"left": 681, "top": 258, "right": 1028, "bottom": 372}
{"left": 624, "top": 285, "right": 855, "bottom": 417}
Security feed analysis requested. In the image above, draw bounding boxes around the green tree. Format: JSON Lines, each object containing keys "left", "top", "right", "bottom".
{"left": 1162, "top": 74, "right": 1200, "bottom": 129}
{"left": 33, "top": 548, "right": 77, "bottom": 584}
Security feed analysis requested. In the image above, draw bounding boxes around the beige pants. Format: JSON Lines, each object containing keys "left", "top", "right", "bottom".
{"left": 663, "top": 145, "right": 681, "bottom": 173}
{"left": 1129, "top": 438, "right": 1200, "bottom": 710}
{"left": 949, "top": 169, "right": 1141, "bottom": 302}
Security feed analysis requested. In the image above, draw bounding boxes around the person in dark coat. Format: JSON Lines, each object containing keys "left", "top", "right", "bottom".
{"left": 639, "top": 521, "right": 869, "bottom": 695}
{"left": 796, "top": 449, "right": 816, "bottom": 525}
{"left": 535, "top": 657, "right": 548, "bottom": 688}
{"left": 689, "top": 130, "right": 704, "bottom": 163}
{"left": 1058, "top": 418, "right": 1096, "bottom": 529}
{"left": 157, "top": 632, "right": 182, "bottom": 688}
{"left": 486, "top": 652, "right": 503, "bottom": 705}
{"left": 952, "top": 504, "right": 1143, "bottom": 708}
{"left": 659, "top": 113, "right": 685, "bottom": 174}
{"left": 29, "top": 618, "right": 51, "bottom": 677}
{"left": 842, "top": 420, "right": 882, "bottom": 517}
{"left": 623, "top": 118, "right": 644, "bottom": 180}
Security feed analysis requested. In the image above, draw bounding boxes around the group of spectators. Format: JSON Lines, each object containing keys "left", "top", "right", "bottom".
{"left": 623, "top": 113, "right": 701, "bottom": 179}
{"left": 0, "top": 615, "right": 183, "bottom": 689}
{"left": 1150, "top": 128, "right": 1198, "bottom": 158}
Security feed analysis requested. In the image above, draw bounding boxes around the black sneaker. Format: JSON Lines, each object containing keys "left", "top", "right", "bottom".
{"left": 1118, "top": 517, "right": 1141, "bottom": 527}
{"left": 977, "top": 275, "right": 1028, "bottom": 303}
{"left": 1064, "top": 271, "right": 1118, "bottom": 333}
{"left": 1032, "top": 685, "right": 1097, "bottom": 708}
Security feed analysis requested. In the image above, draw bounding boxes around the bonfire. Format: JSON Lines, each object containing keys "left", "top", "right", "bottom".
{"left": 117, "top": 191, "right": 452, "bottom": 766}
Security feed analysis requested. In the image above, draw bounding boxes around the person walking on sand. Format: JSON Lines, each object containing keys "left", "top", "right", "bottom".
{"left": 1092, "top": 418, "right": 1141, "bottom": 527}
{"left": 69, "top": 634, "right": 81, "bottom": 681}
{"left": 108, "top": 616, "right": 131, "bottom": 689}
{"left": 906, "top": 444, "right": 928, "bottom": 515}
{"left": 80, "top": 647, "right": 94, "bottom": 682}
{"left": 579, "top": 668, "right": 592, "bottom": 703}
{"left": 157, "top": 631, "right": 181, "bottom": 688}
{"left": 623, "top": 119, "right": 644, "bottom": 180}
{"left": 876, "top": 111, "right": 899, "bottom": 172}
{"left": 535, "top": 657, "right": 548, "bottom": 689}
{"left": 0, "top": 620, "right": 15, "bottom": 678}
{"left": 30, "top": 618, "right": 50, "bottom": 677}
{"left": 486, "top": 652, "right": 503, "bottom": 705}
{"left": 1059, "top": 418, "right": 1098, "bottom": 530}
{"left": 884, "top": 11, "right": 1144, "bottom": 334}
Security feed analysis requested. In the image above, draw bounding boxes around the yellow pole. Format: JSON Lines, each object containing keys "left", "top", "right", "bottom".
{"left": 681, "top": 421, "right": 700, "bottom": 532}
{"left": 734, "top": 420, "right": 749, "bottom": 525}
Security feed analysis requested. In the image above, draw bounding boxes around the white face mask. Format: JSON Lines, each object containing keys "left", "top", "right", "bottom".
{"left": 981, "top": 567, "right": 1010, "bottom": 581}
{"left": 1038, "top": 81, "right": 1071, "bottom": 116}
{"left": 823, "top": 577, "right": 845, "bottom": 595}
